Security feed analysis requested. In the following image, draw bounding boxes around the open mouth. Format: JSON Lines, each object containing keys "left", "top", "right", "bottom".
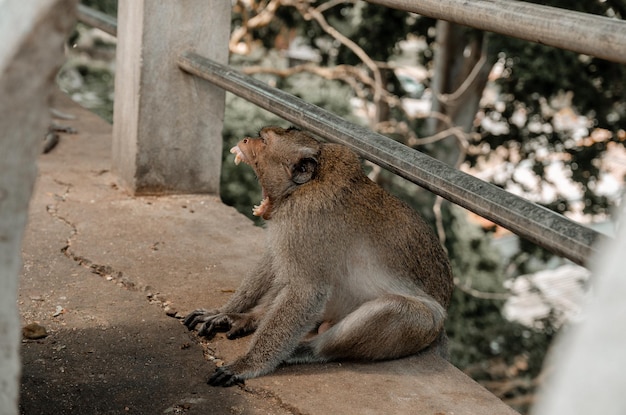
{"left": 230, "top": 145, "right": 247, "bottom": 166}
{"left": 230, "top": 145, "right": 271, "bottom": 219}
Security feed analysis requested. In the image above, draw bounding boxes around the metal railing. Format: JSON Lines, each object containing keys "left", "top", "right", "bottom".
{"left": 77, "top": 3, "right": 613, "bottom": 267}
{"left": 369, "top": 0, "right": 626, "bottom": 64}
{"left": 177, "top": 52, "right": 601, "bottom": 266}
{"left": 77, "top": 1, "right": 626, "bottom": 65}
{"left": 77, "top": 4, "right": 117, "bottom": 36}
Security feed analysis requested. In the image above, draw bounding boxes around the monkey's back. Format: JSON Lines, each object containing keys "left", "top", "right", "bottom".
{"left": 278, "top": 143, "right": 454, "bottom": 309}
{"left": 347, "top": 175, "right": 453, "bottom": 308}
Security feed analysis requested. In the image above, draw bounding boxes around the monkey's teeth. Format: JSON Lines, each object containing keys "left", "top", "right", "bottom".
{"left": 230, "top": 146, "right": 245, "bottom": 165}
{"left": 252, "top": 197, "right": 270, "bottom": 217}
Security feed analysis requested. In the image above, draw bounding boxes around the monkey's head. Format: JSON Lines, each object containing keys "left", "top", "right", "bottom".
{"left": 230, "top": 126, "right": 321, "bottom": 220}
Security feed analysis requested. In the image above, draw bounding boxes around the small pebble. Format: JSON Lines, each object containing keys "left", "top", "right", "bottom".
{"left": 53, "top": 305, "right": 64, "bottom": 317}
{"left": 164, "top": 306, "right": 178, "bottom": 317}
{"left": 23, "top": 323, "right": 48, "bottom": 340}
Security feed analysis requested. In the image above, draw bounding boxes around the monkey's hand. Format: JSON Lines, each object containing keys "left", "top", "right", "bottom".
{"left": 208, "top": 366, "right": 244, "bottom": 387}
{"left": 183, "top": 309, "right": 258, "bottom": 340}
{"left": 183, "top": 308, "right": 219, "bottom": 334}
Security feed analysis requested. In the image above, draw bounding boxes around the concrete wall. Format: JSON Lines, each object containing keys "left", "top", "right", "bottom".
{"left": 533, "top": 200, "right": 626, "bottom": 415}
{"left": 0, "top": 1, "right": 77, "bottom": 413}
{"left": 112, "top": 0, "right": 231, "bottom": 195}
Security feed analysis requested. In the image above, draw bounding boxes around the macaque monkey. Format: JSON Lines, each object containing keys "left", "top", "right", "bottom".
{"left": 184, "top": 126, "right": 454, "bottom": 387}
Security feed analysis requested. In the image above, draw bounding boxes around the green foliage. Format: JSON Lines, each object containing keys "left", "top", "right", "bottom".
{"left": 439, "top": 208, "right": 554, "bottom": 415}
{"left": 58, "top": 61, "right": 115, "bottom": 122}
{"left": 280, "top": 73, "right": 358, "bottom": 121}
{"left": 442, "top": 208, "right": 554, "bottom": 375}
{"left": 447, "top": 289, "right": 555, "bottom": 378}
{"left": 445, "top": 208, "right": 504, "bottom": 360}
{"left": 58, "top": 21, "right": 116, "bottom": 122}
{"left": 80, "top": 0, "right": 117, "bottom": 16}
{"left": 330, "top": 3, "right": 418, "bottom": 64}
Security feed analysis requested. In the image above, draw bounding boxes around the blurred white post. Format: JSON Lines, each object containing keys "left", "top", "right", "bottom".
{"left": 533, "top": 200, "right": 626, "bottom": 415}
{"left": 0, "top": 1, "right": 77, "bottom": 413}
{"left": 112, "top": 0, "right": 231, "bottom": 195}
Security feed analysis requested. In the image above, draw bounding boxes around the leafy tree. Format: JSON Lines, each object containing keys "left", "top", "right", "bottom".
{"left": 475, "top": 1, "right": 626, "bottom": 217}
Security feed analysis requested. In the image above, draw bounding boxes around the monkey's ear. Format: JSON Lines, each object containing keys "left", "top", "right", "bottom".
{"left": 291, "top": 157, "right": 318, "bottom": 185}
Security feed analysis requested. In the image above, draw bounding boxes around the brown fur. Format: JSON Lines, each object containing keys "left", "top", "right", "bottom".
{"left": 184, "top": 126, "right": 454, "bottom": 386}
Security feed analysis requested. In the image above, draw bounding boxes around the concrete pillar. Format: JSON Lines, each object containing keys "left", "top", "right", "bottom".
{"left": 112, "top": 1, "right": 231, "bottom": 195}
{"left": 533, "top": 201, "right": 626, "bottom": 415}
{"left": 0, "top": 1, "right": 77, "bottom": 413}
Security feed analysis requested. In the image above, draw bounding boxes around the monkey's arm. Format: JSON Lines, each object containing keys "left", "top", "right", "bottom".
{"left": 221, "top": 252, "right": 277, "bottom": 312}
{"left": 184, "top": 252, "right": 277, "bottom": 339}
{"left": 209, "top": 280, "right": 329, "bottom": 386}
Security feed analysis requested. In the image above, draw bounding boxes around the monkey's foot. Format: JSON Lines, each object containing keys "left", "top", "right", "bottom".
{"left": 208, "top": 366, "right": 244, "bottom": 387}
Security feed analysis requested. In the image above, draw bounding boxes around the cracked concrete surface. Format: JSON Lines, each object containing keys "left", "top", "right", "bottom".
{"left": 46, "top": 180, "right": 131, "bottom": 291}
{"left": 19, "top": 92, "right": 287, "bottom": 414}
{"left": 19, "top": 91, "right": 518, "bottom": 414}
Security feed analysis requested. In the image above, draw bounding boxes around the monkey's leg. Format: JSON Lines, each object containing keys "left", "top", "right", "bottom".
{"left": 289, "top": 293, "right": 446, "bottom": 363}
{"left": 208, "top": 283, "right": 328, "bottom": 386}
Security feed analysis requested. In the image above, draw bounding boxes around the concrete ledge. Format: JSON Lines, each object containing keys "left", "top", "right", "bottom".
{"left": 246, "top": 352, "right": 519, "bottom": 414}
{"left": 19, "top": 91, "right": 517, "bottom": 414}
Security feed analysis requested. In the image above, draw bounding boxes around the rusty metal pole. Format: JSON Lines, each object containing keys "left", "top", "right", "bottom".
{"left": 178, "top": 53, "right": 604, "bottom": 266}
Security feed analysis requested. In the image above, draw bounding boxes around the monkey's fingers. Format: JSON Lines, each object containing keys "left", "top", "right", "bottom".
{"left": 183, "top": 309, "right": 219, "bottom": 330}
{"left": 183, "top": 310, "right": 208, "bottom": 329}
{"left": 208, "top": 366, "right": 244, "bottom": 387}
{"left": 183, "top": 310, "right": 205, "bottom": 329}
{"left": 197, "top": 315, "right": 232, "bottom": 338}
{"left": 225, "top": 316, "right": 258, "bottom": 340}
{"left": 225, "top": 327, "right": 250, "bottom": 340}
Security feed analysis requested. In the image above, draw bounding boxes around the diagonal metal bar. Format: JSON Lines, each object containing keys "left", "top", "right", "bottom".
{"left": 367, "top": 0, "right": 626, "bottom": 64}
{"left": 178, "top": 51, "right": 604, "bottom": 266}
{"left": 77, "top": 4, "right": 117, "bottom": 36}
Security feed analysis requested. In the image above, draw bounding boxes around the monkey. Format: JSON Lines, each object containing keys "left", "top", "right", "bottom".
{"left": 184, "top": 126, "right": 454, "bottom": 387}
